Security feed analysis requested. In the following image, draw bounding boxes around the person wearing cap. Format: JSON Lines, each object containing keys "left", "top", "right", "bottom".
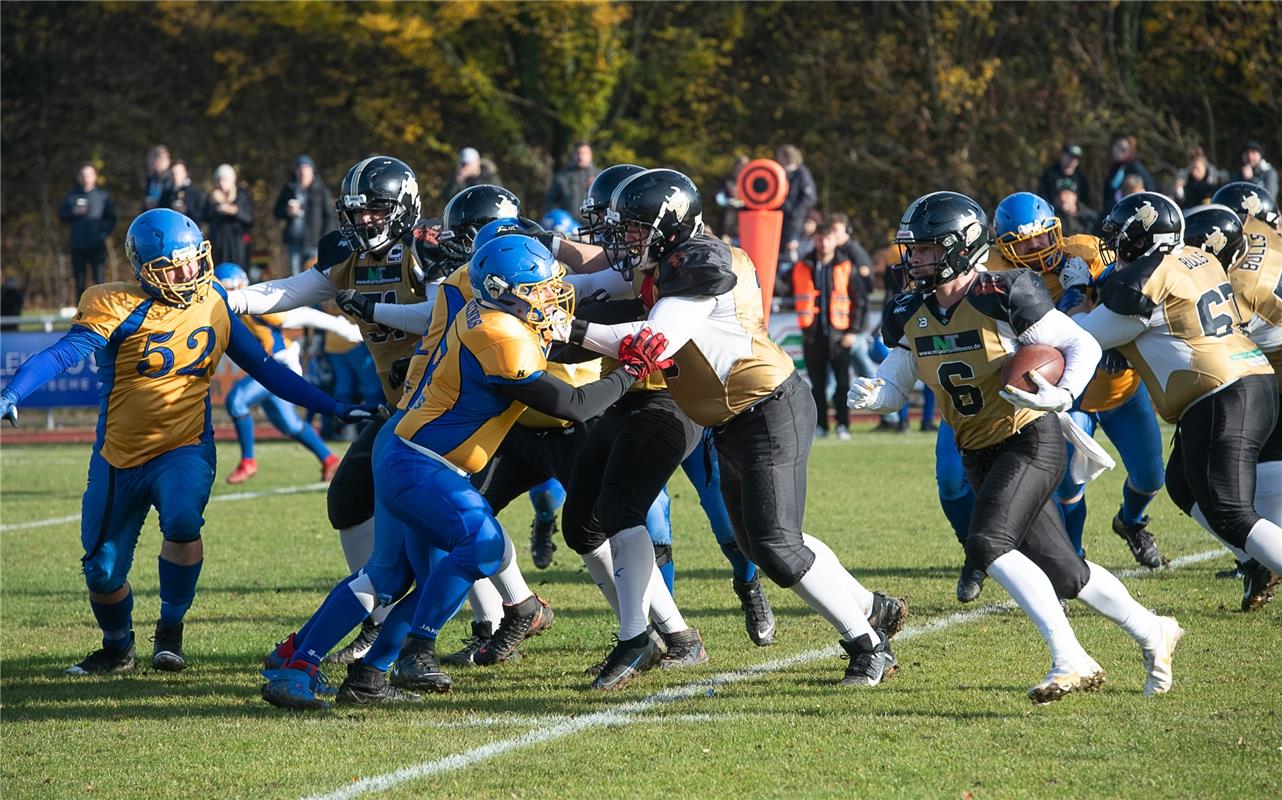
{"left": 1237, "top": 140, "right": 1279, "bottom": 200}
{"left": 1038, "top": 143, "right": 1092, "bottom": 211}
{"left": 445, "top": 146, "right": 501, "bottom": 199}
{"left": 273, "top": 155, "right": 335, "bottom": 275}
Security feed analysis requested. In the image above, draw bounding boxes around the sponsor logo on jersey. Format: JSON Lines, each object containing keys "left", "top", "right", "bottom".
{"left": 917, "top": 316, "right": 928, "bottom": 328}
{"left": 385, "top": 243, "right": 404, "bottom": 264}
{"left": 914, "top": 329, "right": 983, "bottom": 357}
{"left": 354, "top": 263, "right": 403, "bottom": 285}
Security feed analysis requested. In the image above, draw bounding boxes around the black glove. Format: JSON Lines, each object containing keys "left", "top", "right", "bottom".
{"left": 388, "top": 356, "right": 413, "bottom": 390}
{"left": 335, "top": 289, "right": 376, "bottom": 323}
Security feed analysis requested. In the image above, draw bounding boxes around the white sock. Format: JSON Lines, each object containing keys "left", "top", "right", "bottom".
{"left": 468, "top": 580, "right": 504, "bottom": 627}
{"left": 370, "top": 599, "right": 396, "bottom": 625}
{"left": 581, "top": 541, "right": 620, "bottom": 616}
{"left": 489, "top": 530, "right": 533, "bottom": 605}
{"left": 1255, "top": 461, "right": 1282, "bottom": 525}
{"left": 802, "top": 533, "right": 874, "bottom": 616}
{"left": 1192, "top": 504, "right": 1251, "bottom": 562}
{"left": 338, "top": 518, "right": 376, "bottom": 572}
{"left": 610, "top": 526, "right": 656, "bottom": 640}
{"left": 1244, "top": 518, "right": 1282, "bottom": 574}
{"left": 1075, "top": 561, "right": 1161, "bottom": 646}
{"left": 986, "top": 550, "right": 1087, "bottom": 668}
{"left": 647, "top": 566, "right": 688, "bottom": 634}
{"left": 791, "top": 545, "right": 877, "bottom": 643}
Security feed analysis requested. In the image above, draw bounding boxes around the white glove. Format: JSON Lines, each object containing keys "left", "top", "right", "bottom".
{"left": 847, "top": 377, "right": 885, "bottom": 410}
{"left": 1058, "top": 256, "right": 1093, "bottom": 292}
{"left": 999, "top": 370, "right": 1073, "bottom": 412}
{"left": 544, "top": 308, "right": 574, "bottom": 343}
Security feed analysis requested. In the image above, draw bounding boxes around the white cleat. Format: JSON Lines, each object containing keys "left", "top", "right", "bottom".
{"left": 1028, "top": 656, "right": 1105, "bottom": 705}
{"left": 1142, "top": 616, "right": 1183, "bottom": 696}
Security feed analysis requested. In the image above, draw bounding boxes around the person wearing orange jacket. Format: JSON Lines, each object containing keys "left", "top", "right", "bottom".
{"left": 793, "top": 222, "right": 861, "bottom": 440}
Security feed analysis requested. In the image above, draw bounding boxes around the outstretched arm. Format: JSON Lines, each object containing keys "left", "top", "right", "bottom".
{"left": 226, "top": 269, "right": 336, "bottom": 315}
{"left": 570, "top": 295, "right": 716, "bottom": 360}
{"left": 0, "top": 327, "right": 107, "bottom": 423}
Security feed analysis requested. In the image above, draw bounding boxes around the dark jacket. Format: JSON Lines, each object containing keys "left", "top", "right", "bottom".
{"left": 1037, "top": 164, "right": 1092, "bottom": 209}
{"left": 780, "top": 165, "right": 817, "bottom": 246}
{"left": 1239, "top": 159, "right": 1280, "bottom": 201}
{"left": 544, "top": 164, "right": 597, "bottom": 216}
{"left": 1103, "top": 159, "right": 1156, "bottom": 213}
{"left": 204, "top": 186, "right": 254, "bottom": 266}
{"left": 444, "top": 161, "right": 502, "bottom": 201}
{"left": 837, "top": 239, "right": 875, "bottom": 332}
{"left": 1057, "top": 207, "right": 1099, "bottom": 238}
{"left": 273, "top": 179, "right": 335, "bottom": 248}
{"left": 158, "top": 182, "right": 205, "bottom": 221}
{"left": 58, "top": 186, "right": 117, "bottom": 252}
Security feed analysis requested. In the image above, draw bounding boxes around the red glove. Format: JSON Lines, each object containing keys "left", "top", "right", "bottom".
{"left": 617, "top": 327, "right": 674, "bottom": 380}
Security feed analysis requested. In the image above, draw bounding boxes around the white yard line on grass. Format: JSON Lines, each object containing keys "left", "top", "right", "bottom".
{"left": 300, "top": 547, "right": 1229, "bottom": 800}
{"left": 0, "top": 482, "right": 328, "bottom": 533}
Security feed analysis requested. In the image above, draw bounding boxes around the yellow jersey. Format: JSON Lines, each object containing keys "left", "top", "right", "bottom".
{"left": 1232, "top": 218, "right": 1282, "bottom": 387}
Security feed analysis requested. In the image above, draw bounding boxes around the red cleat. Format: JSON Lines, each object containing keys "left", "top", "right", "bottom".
{"left": 321, "top": 454, "right": 341, "bottom": 482}
{"left": 226, "top": 458, "right": 258, "bottom": 485}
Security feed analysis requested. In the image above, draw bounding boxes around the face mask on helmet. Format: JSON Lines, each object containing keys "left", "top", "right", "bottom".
{"left": 470, "top": 236, "right": 576, "bottom": 343}
{"left": 1100, "top": 193, "right": 1184, "bottom": 264}
{"left": 602, "top": 212, "right": 661, "bottom": 274}
{"left": 893, "top": 194, "right": 989, "bottom": 294}
{"left": 125, "top": 209, "right": 214, "bottom": 308}
{"left": 994, "top": 193, "right": 1063, "bottom": 271}
{"left": 338, "top": 198, "right": 396, "bottom": 253}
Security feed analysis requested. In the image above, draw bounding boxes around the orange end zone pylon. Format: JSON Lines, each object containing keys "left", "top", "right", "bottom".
{"left": 735, "top": 158, "right": 788, "bottom": 322}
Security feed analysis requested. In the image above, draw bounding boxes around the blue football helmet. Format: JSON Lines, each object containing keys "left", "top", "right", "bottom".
{"left": 213, "top": 262, "right": 249, "bottom": 289}
{"left": 993, "top": 191, "right": 1063, "bottom": 271}
{"left": 472, "top": 217, "right": 528, "bottom": 254}
{"left": 469, "top": 235, "right": 574, "bottom": 342}
{"left": 125, "top": 208, "right": 213, "bottom": 307}
{"left": 541, "top": 209, "right": 577, "bottom": 236}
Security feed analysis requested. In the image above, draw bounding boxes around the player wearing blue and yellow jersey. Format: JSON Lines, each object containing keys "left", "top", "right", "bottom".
{"left": 0, "top": 210, "right": 378, "bottom": 677}
{"left": 258, "top": 235, "right": 671, "bottom": 709}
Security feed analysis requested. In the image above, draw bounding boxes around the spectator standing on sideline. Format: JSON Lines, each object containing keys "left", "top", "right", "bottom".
{"left": 1054, "top": 187, "right": 1098, "bottom": 237}
{"left": 1172, "top": 149, "right": 1226, "bottom": 208}
{"left": 158, "top": 160, "right": 204, "bottom": 221}
{"left": 714, "top": 154, "right": 749, "bottom": 242}
{"left": 58, "top": 163, "right": 117, "bottom": 302}
{"left": 1103, "top": 135, "right": 1155, "bottom": 214}
{"left": 1037, "top": 143, "right": 1091, "bottom": 209}
{"left": 141, "top": 145, "right": 171, "bottom": 211}
{"left": 828, "top": 213, "right": 876, "bottom": 379}
{"left": 444, "top": 147, "right": 501, "bottom": 199}
{"left": 1237, "top": 140, "right": 1279, "bottom": 200}
{"left": 544, "top": 141, "right": 597, "bottom": 217}
{"left": 273, "top": 155, "right": 334, "bottom": 275}
{"left": 1, "top": 269, "right": 25, "bottom": 331}
{"left": 776, "top": 144, "right": 817, "bottom": 269}
{"left": 204, "top": 163, "right": 253, "bottom": 267}
{"left": 793, "top": 223, "right": 858, "bottom": 441}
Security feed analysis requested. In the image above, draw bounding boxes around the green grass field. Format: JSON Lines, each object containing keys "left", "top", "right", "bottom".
{"left": 2, "top": 431, "right": 1279, "bottom": 800}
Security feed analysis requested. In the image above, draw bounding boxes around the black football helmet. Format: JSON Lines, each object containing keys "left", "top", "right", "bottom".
{"left": 892, "top": 191, "right": 989, "bottom": 292}
{"left": 1099, "top": 192, "right": 1184, "bottom": 264}
{"left": 604, "top": 168, "right": 703, "bottom": 272}
{"left": 439, "top": 184, "right": 522, "bottom": 258}
{"left": 1183, "top": 204, "right": 1246, "bottom": 270}
{"left": 1210, "top": 181, "right": 1280, "bottom": 227}
{"left": 336, "top": 156, "right": 421, "bottom": 254}
{"left": 578, "top": 164, "right": 645, "bottom": 244}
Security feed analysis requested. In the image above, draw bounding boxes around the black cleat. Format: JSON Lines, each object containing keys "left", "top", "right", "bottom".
{"left": 336, "top": 661, "right": 422, "bottom": 705}
{"left": 1241, "top": 559, "right": 1279, "bottom": 612}
{"left": 1215, "top": 561, "right": 1245, "bottom": 580}
{"left": 590, "top": 628, "right": 663, "bottom": 690}
{"left": 440, "top": 621, "right": 495, "bottom": 667}
{"left": 659, "top": 627, "right": 708, "bottom": 668}
{"left": 584, "top": 629, "right": 665, "bottom": 677}
{"left": 66, "top": 640, "right": 137, "bottom": 676}
{"left": 389, "top": 636, "right": 452, "bottom": 693}
{"left": 732, "top": 577, "right": 777, "bottom": 646}
{"left": 474, "top": 594, "right": 554, "bottom": 666}
{"left": 1112, "top": 511, "right": 1164, "bottom": 569}
{"left": 530, "top": 517, "right": 558, "bottom": 570}
{"left": 150, "top": 620, "right": 186, "bottom": 672}
{"left": 867, "top": 592, "right": 908, "bottom": 639}
{"left": 840, "top": 633, "right": 897, "bottom": 687}
{"left": 956, "top": 563, "right": 986, "bottom": 603}
{"left": 326, "top": 618, "right": 380, "bottom": 665}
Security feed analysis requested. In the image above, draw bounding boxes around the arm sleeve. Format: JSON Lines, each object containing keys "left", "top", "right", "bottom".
{"left": 1073, "top": 304, "right": 1149, "bottom": 351}
{"left": 579, "top": 295, "right": 717, "bottom": 359}
{"left": 868, "top": 347, "right": 917, "bottom": 412}
{"left": 227, "top": 268, "right": 336, "bottom": 314}
{"left": 371, "top": 285, "right": 438, "bottom": 333}
{"left": 499, "top": 370, "right": 635, "bottom": 424}
{"left": 224, "top": 313, "right": 338, "bottom": 416}
{"left": 280, "top": 306, "right": 363, "bottom": 341}
{"left": 566, "top": 269, "right": 637, "bottom": 300}
{"left": 1, "top": 326, "right": 107, "bottom": 402}
{"left": 1018, "top": 308, "right": 1102, "bottom": 397}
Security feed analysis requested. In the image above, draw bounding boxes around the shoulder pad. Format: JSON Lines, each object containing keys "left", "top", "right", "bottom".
{"left": 654, "top": 236, "right": 737, "bottom": 298}
{"left": 968, "top": 269, "right": 1054, "bottom": 336}
{"left": 1099, "top": 253, "right": 1162, "bottom": 317}
{"left": 881, "top": 291, "right": 924, "bottom": 348}
{"left": 314, "top": 230, "right": 351, "bottom": 273}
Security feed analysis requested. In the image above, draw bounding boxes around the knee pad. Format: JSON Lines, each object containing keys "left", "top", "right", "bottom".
{"left": 327, "top": 459, "right": 374, "bottom": 530}
{"left": 562, "top": 502, "right": 606, "bottom": 555}
{"left": 465, "top": 511, "right": 506, "bottom": 578}
{"left": 82, "top": 556, "right": 125, "bottom": 596}
{"left": 596, "top": 499, "right": 651, "bottom": 536}
{"left": 161, "top": 515, "right": 204, "bottom": 544}
{"left": 1199, "top": 502, "right": 1259, "bottom": 549}
{"left": 753, "top": 540, "right": 813, "bottom": 588}
{"left": 226, "top": 390, "right": 252, "bottom": 419}
{"left": 964, "top": 532, "right": 1009, "bottom": 573}
{"left": 1046, "top": 559, "right": 1091, "bottom": 600}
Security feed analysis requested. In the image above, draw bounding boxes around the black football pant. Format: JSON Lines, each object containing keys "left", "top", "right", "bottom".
{"left": 562, "top": 390, "right": 700, "bottom": 555}
{"left": 1165, "top": 374, "right": 1279, "bottom": 548}
{"left": 70, "top": 245, "right": 106, "bottom": 302}
{"left": 471, "top": 422, "right": 591, "bottom": 514}
{"left": 713, "top": 371, "right": 817, "bottom": 588}
{"left": 961, "top": 412, "right": 1091, "bottom": 599}
{"left": 327, "top": 413, "right": 388, "bottom": 530}
{"left": 802, "top": 332, "right": 851, "bottom": 430}
{"left": 1259, "top": 383, "right": 1282, "bottom": 464}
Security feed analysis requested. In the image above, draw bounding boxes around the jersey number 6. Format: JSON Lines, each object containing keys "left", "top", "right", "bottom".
{"left": 137, "top": 327, "right": 217, "bottom": 378}
{"left": 938, "top": 361, "right": 984, "bottom": 416}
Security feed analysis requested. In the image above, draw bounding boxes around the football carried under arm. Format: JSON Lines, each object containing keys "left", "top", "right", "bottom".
{"left": 999, "top": 308, "right": 1102, "bottom": 412}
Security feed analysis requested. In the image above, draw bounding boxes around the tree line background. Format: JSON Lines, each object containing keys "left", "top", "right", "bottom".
{"left": 3, "top": 0, "right": 1280, "bottom": 305}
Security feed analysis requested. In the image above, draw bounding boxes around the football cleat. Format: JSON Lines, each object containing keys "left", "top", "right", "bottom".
{"left": 956, "top": 563, "right": 986, "bottom": 603}
{"left": 1241, "top": 559, "right": 1279, "bottom": 612}
{"left": 321, "top": 454, "right": 341, "bottom": 483}
{"left": 840, "top": 633, "right": 897, "bottom": 687}
{"left": 260, "top": 664, "right": 331, "bottom": 710}
{"left": 150, "top": 620, "right": 186, "bottom": 672}
{"left": 590, "top": 628, "right": 664, "bottom": 691}
{"left": 264, "top": 633, "right": 297, "bottom": 669}
{"left": 530, "top": 517, "right": 557, "bottom": 570}
{"left": 658, "top": 628, "right": 709, "bottom": 668}
{"left": 226, "top": 458, "right": 258, "bottom": 485}
{"left": 441, "top": 621, "right": 496, "bottom": 667}
{"left": 1028, "top": 657, "right": 1105, "bottom": 704}
{"left": 867, "top": 592, "right": 908, "bottom": 639}
{"left": 1142, "top": 616, "right": 1183, "bottom": 696}
{"left": 66, "top": 641, "right": 137, "bottom": 676}
{"left": 732, "top": 576, "right": 777, "bottom": 647}
{"left": 474, "top": 594, "right": 554, "bottom": 666}
{"left": 1215, "top": 561, "right": 1244, "bottom": 580}
{"left": 336, "top": 662, "right": 422, "bottom": 706}
{"left": 1112, "top": 512, "right": 1163, "bottom": 569}
{"left": 326, "top": 618, "right": 380, "bottom": 665}
{"left": 389, "top": 636, "right": 452, "bottom": 693}
{"left": 584, "top": 629, "right": 666, "bottom": 676}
